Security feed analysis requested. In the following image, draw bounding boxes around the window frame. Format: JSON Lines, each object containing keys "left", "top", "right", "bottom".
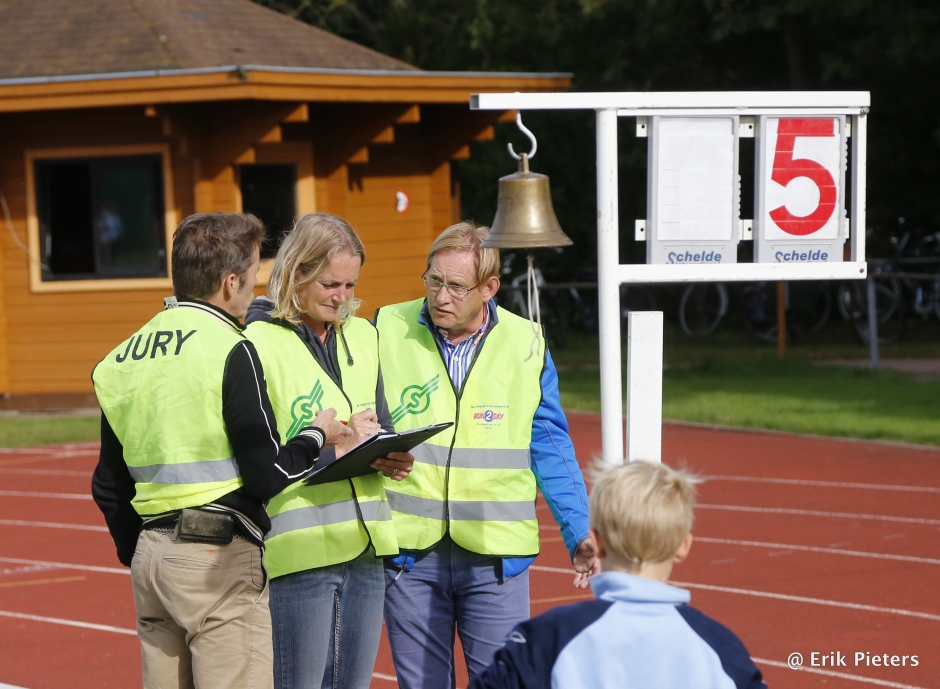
{"left": 235, "top": 142, "right": 315, "bottom": 286}
{"left": 25, "top": 144, "right": 176, "bottom": 294}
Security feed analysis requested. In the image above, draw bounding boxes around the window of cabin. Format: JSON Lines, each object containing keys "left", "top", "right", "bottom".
{"left": 35, "top": 155, "right": 167, "bottom": 281}
{"left": 239, "top": 163, "right": 297, "bottom": 259}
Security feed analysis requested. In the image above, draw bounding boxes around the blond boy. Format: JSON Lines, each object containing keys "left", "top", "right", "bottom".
{"left": 470, "top": 461, "right": 767, "bottom": 689}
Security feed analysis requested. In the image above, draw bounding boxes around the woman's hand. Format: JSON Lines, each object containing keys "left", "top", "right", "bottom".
{"left": 334, "top": 409, "right": 380, "bottom": 458}
{"left": 311, "top": 408, "right": 353, "bottom": 448}
{"left": 371, "top": 451, "right": 415, "bottom": 481}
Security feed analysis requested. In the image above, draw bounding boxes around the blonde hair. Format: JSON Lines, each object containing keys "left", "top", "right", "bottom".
{"left": 590, "top": 460, "right": 700, "bottom": 571}
{"left": 267, "top": 213, "right": 365, "bottom": 326}
{"left": 426, "top": 221, "right": 500, "bottom": 285}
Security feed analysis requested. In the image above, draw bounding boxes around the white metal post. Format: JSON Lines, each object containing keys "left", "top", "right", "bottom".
{"left": 596, "top": 108, "right": 624, "bottom": 465}
{"left": 626, "top": 311, "right": 663, "bottom": 462}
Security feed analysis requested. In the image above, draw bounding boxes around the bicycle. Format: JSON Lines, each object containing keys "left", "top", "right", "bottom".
{"left": 836, "top": 227, "right": 940, "bottom": 344}
{"left": 498, "top": 254, "right": 582, "bottom": 349}
{"left": 678, "top": 281, "right": 831, "bottom": 341}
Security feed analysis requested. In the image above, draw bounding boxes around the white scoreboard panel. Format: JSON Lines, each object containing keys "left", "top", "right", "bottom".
{"left": 754, "top": 116, "right": 848, "bottom": 264}
{"left": 647, "top": 116, "right": 740, "bottom": 266}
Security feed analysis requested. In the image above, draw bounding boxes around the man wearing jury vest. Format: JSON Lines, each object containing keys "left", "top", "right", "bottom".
{"left": 91, "top": 213, "right": 349, "bottom": 689}
{"left": 375, "top": 221, "right": 599, "bottom": 688}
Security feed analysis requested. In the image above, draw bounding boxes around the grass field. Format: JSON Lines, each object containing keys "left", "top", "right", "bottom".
{"left": 555, "top": 319, "right": 940, "bottom": 447}
{"left": 0, "top": 319, "right": 938, "bottom": 448}
{"left": 0, "top": 414, "right": 99, "bottom": 448}
{"left": 558, "top": 359, "right": 940, "bottom": 446}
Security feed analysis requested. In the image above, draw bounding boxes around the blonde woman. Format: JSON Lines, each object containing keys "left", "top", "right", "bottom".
{"left": 244, "top": 213, "right": 414, "bottom": 689}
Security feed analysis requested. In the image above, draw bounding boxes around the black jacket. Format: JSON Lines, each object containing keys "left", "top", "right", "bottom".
{"left": 91, "top": 299, "right": 324, "bottom": 566}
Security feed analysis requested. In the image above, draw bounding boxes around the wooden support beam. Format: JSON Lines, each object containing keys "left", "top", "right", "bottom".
{"left": 259, "top": 126, "right": 282, "bottom": 143}
{"left": 422, "top": 106, "right": 504, "bottom": 169}
{"left": 284, "top": 103, "right": 309, "bottom": 123}
{"left": 474, "top": 125, "right": 495, "bottom": 142}
{"left": 497, "top": 110, "right": 517, "bottom": 123}
{"left": 371, "top": 126, "right": 395, "bottom": 144}
{"left": 396, "top": 105, "right": 421, "bottom": 124}
{"left": 234, "top": 148, "right": 256, "bottom": 164}
{"left": 347, "top": 147, "right": 369, "bottom": 164}
{"left": 287, "top": 103, "right": 419, "bottom": 175}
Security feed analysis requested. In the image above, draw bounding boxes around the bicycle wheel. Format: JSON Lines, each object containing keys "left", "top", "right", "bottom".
{"left": 740, "top": 282, "right": 778, "bottom": 343}
{"left": 837, "top": 279, "right": 906, "bottom": 344}
{"left": 678, "top": 283, "right": 727, "bottom": 336}
{"left": 788, "top": 281, "right": 832, "bottom": 335}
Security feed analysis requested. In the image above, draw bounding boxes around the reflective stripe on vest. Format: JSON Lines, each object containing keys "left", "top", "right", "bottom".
{"left": 376, "top": 299, "right": 544, "bottom": 556}
{"left": 126, "top": 456, "right": 240, "bottom": 484}
{"left": 245, "top": 317, "right": 397, "bottom": 578}
{"left": 92, "top": 306, "right": 245, "bottom": 516}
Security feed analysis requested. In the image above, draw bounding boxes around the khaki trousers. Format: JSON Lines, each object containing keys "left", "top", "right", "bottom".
{"left": 130, "top": 529, "right": 274, "bottom": 689}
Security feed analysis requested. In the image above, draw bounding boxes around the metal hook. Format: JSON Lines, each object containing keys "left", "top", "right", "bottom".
{"left": 507, "top": 112, "right": 537, "bottom": 161}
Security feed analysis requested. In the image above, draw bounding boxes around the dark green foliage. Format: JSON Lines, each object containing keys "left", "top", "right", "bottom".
{"left": 255, "top": 0, "right": 940, "bottom": 270}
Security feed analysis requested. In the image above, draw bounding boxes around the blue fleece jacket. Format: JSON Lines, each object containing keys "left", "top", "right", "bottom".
{"left": 470, "top": 571, "right": 767, "bottom": 689}
{"left": 382, "top": 300, "right": 590, "bottom": 578}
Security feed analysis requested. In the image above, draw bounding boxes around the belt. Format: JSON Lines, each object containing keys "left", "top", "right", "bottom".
{"left": 142, "top": 513, "right": 246, "bottom": 539}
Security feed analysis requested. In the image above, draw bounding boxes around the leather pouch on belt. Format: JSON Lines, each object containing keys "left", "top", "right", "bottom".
{"left": 178, "top": 509, "right": 234, "bottom": 544}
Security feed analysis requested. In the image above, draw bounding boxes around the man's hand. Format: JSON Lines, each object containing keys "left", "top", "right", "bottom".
{"left": 335, "top": 409, "right": 380, "bottom": 458}
{"left": 311, "top": 408, "right": 352, "bottom": 448}
{"left": 571, "top": 536, "right": 601, "bottom": 589}
{"left": 372, "top": 451, "right": 415, "bottom": 481}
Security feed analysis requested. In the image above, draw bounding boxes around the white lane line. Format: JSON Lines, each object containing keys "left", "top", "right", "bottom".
{"left": 706, "top": 475, "right": 940, "bottom": 493}
{"left": 0, "top": 519, "right": 109, "bottom": 532}
{"left": 695, "top": 537, "right": 940, "bottom": 565}
{"left": 0, "top": 444, "right": 98, "bottom": 455}
{"left": 697, "top": 504, "right": 940, "bottom": 526}
{"left": 0, "top": 468, "right": 91, "bottom": 477}
{"left": 0, "top": 557, "right": 128, "bottom": 575}
{"left": 0, "top": 610, "right": 399, "bottom": 687}
{"left": 754, "top": 657, "right": 927, "bottom": 689}
{"left": 0, "top": 491, "right": 91, "bottom": 500}
{"left": 529, "top": 566, "right": 940, "bottom": 622}
{"left": 0, "top": 609, "right": 136, "bottom": 636}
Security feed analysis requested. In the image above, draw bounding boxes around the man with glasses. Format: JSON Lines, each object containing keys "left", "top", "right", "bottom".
{"left": 374, "top": 221, "right": 597, "bottom": 688}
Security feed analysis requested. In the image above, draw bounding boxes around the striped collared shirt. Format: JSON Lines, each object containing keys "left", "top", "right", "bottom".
{"left": 429, "top": 302, "right": 493, "bottom": 390}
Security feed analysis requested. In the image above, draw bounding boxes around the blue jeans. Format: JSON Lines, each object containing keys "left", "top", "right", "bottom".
{"left": 384, "top": 537, "right": 530, "bottom": 689}
{"left": 270, "top": 548, "right": 384, "bottom": 689}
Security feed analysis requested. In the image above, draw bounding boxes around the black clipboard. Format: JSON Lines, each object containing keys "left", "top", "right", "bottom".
{"left": 304, "top": 422, "right": 453, "bottom": 486}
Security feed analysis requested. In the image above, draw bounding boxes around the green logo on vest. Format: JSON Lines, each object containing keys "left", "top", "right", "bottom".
{"left": 390, "top": 375, "right": 440, "bottom": 424}
{"left": 287, "top": 380, "right": 325, "bottom": 438}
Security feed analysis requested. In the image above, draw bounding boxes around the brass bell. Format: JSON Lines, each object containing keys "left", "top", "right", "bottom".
{"left": 481, "top": 114, "right": 572, "bottom": 250}
{"left": 482, "top": 154, "right": 573, "bottom": 249}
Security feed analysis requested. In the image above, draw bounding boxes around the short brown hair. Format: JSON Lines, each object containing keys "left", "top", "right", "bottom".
{"left": 267, "top": 213, "right": 365, "bottom": 325}
{"left": 171, "top": 213, "right": 265, "bottom": 299}
{"left": 426, "top": 221, "right": 500, "bottom": 285}
{"left": 590, "top": 461, "right": 700, "bottom": 571}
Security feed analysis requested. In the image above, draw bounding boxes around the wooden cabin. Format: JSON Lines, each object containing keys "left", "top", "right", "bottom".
{"left": 0, "top": 0, "right": 569, "bottom": 408}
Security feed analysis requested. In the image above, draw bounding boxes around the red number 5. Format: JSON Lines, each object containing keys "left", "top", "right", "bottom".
{"left": 769, "top": 118, "right": 837, "bottom": 236}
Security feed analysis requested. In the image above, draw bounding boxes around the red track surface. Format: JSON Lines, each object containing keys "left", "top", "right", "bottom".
{"left": 1, "top": 419, "right": 939, "bottom": 689}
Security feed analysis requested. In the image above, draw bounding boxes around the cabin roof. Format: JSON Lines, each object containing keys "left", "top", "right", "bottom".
{"left": 0, "top": 0, "right": 417, "bottom": 80}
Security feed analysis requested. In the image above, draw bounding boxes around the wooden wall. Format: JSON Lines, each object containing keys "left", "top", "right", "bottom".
{"left": 0, "top": 99, "right": 483, "bottom": 401}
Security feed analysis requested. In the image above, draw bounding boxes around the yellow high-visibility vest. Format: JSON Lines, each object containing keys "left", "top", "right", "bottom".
{"left": 245, "top": 317, "right": 397, "bottom": 578}
{"left": 93, "top": 305, "right": 245, "bottom": 516}
{"left": 375, "top": 299, "right": 543, "bottom": 556}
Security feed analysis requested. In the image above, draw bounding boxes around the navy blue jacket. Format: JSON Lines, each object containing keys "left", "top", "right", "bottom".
{"left": 470, "top": 571, "right": 767, "bottom": 689}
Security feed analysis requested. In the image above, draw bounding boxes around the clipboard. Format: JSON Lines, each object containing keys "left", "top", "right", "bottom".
{"left": 303, "top": 422, "right": 453, "bottom": 486}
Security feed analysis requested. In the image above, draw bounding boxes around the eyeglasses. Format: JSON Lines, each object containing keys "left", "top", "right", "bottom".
{"left": 422, "top": 273, "right": 479, "bottom": 300}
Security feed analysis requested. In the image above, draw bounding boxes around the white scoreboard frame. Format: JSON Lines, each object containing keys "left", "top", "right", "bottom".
{"left": 470, "top": 91, "right": 870, "bottom": 465}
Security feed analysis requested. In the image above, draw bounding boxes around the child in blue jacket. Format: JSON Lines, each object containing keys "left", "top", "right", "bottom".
{"left": 470, "top": 460, "right": 767, "bottom": 689}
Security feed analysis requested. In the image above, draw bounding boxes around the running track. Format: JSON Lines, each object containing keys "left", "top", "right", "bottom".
{"left": 0, "top": 417, "right": 938, "bottom": 689}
